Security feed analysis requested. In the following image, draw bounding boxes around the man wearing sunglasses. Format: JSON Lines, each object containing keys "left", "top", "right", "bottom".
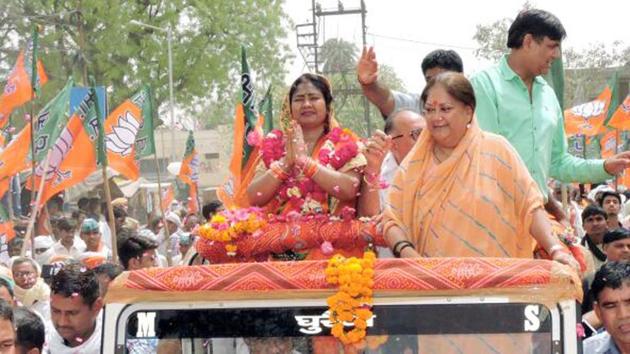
{"left": 381, "top": 110, "right": 425, "bottom": 206}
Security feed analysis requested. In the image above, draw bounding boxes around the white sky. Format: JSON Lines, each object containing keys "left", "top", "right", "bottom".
{"left": 283, "top": 0, "right": 629, "bottom": 93}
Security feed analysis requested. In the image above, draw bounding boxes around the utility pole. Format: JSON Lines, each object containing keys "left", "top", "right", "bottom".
{"left": 296, "top": 1, "right": 371, "bottom": 134}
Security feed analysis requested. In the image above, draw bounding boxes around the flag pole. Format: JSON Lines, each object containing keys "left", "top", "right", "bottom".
{"left": 153, "top": 152, "right": 171, "bottom": 266}
{"left": 28, "top": 26, "right": 42, "bottom": 213}
{"left": 21, "top": 149, "right": 51, "bottom": 257}
{"left": 615, "top": 129, "right": 620, "bottom": 189}
{"left": 89, "top": 81, "right": 118, "bottom": 262}
{"left": 7, "top": 177, "right": 14, "bottom": 220}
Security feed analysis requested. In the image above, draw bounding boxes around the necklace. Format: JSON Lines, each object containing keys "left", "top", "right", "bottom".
{"left": 433, "top": 146, "right": 450, "bottom": 163}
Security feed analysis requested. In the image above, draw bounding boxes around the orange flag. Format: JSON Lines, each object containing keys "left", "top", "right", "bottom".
{"left": 0, "top": 50, "right": 48, "bottom": 128}
{"left": 600, "top": 129, "right": 618, "bottom": 160}
{"left": 161, "top": 185, "right": 174, "bottom": 212}
{"left": 607, "top": 95, "right": 630, "bottom": 131}
{"left": 565, "top": 86, "right": 612, "bottom": 137}
{"left": 105, "top": 101, "right": 142, "bottom": 180}
{"left": 177, "top": 132, "right": 200, "bottom": 214}
{"left": 0, "top": 123, "right": 32, "bottom": 178}
{"left": 29, "top": 91, "right": 100, "bottom": 207}
{"left": 216, "top": 104, "right": 263, "bottom": 208}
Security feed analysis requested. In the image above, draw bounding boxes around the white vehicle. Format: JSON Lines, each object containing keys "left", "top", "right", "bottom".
{"left": 102, "top": 257, "right": 581, "bottom": 353}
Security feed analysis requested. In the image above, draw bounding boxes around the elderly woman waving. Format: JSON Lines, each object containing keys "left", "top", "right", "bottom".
{"left": 383, "top": 72, "right": 578, "bottom": 269}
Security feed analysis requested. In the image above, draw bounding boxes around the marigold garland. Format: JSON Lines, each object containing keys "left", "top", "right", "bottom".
{"left": 325, "top": 250, "right": 376, "bottom": 345}
{"left": 197, "top": 208, "right": 266, "bottom": 256}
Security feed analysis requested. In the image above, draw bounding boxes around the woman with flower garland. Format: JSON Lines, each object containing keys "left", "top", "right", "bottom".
{"left": 246, "top": 74, "right": 367, "bottom": 258}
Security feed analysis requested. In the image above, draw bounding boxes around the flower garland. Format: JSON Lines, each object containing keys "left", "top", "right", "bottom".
{"left": 260, "top": 127, "right": 359, "bottom": 214}
{"left": 325, "top": 250, "right": 376, "bottom": 345}
{"left": 197, "top": 208, "right": 266, "bottom": 256}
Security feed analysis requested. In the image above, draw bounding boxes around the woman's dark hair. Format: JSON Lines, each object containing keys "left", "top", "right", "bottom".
{"left": 507, "top": 9, "right": 566, "bottom": 49}
{"left": 421, "top": 72, "right": 476, "bottom": 111}
{"left": 591, "top": 261, "right": 630, "bottom": 302}
{"left": 288, "top": 73, "right": 334, "bottom": 115}
{"left": 14, "top": 307, "right": 45, "bottom": 351}
{"left": 202, "top": 200, "right": 223, "bottom": 220}
{"left": 51, "top": 264, "right": 100, "bottom": 307}
{"left": 421, "top": 49, "right": 464, "bottom": 76}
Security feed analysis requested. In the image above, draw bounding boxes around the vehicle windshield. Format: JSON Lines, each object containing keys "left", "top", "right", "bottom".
{"left": 122, "top": 302, "right": 554, "bottom": 353}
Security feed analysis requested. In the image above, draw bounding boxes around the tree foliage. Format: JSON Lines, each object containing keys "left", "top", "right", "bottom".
{"left": 0, "top": 0, "right": 292, "bottom": 127}
{"left": 318, "top": 38, "right": 405, "bottom": 137}
{"left": 472, "top": 3, "right": 629, "bottom": 107}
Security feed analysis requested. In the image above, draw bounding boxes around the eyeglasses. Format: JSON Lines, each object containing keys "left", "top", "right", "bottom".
{"left": 14, "top": 271, "right": 35, "bottom": 278}
{"left": 391, "top": 128, "right": 422, "bottom": 141}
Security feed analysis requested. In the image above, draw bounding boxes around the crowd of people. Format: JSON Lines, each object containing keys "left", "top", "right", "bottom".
{"left": 0, "top": 6, "right": 628, "bottom": 354}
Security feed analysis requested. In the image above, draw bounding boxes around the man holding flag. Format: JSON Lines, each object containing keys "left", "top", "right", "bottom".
{"left": 471, "top": 9, "right": 630, "bottom": 217}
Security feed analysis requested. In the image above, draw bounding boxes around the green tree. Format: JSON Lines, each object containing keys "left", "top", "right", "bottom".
{"left": 472, "top": 5, "right": 629, "bottom": 107}
{"left": 0, "top": 0, "right": 291, "bottom": 128}
{"left": 317, "top": 38, "right": 405, "bottom": 137}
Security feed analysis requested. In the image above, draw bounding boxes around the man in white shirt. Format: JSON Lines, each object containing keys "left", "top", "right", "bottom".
{"left": 47, "top": 265, "right": 103, "bottom": 354}
{"left": 42, "top": 218, "right": 85, "bottom": 262}
{"left": 379, "top": 110, "right": 426, "bottom": 206}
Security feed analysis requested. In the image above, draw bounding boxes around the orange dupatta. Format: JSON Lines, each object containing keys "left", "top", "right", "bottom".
{"left": 383, "top": 119, "right": 543, "bottom": 258}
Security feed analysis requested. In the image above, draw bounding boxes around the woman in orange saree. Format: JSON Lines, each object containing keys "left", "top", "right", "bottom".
{"left": 247, "top": 74, "right": 366, "bottom": 260}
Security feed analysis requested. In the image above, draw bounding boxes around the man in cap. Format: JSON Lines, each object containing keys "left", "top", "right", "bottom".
{"left": 156, "top": 213, "right": 182, "bottom": 260}
{"left": 32, "top": 236, "right": 54, "bottom": 266}
{"left": 111, "top": 197, "right": 139, "bottom": 230}
{"left": 78, "top": 219, "right": 111, "bottom": 268}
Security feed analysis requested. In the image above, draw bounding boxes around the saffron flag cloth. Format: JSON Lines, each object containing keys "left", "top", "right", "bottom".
{"left": 599, "top": 129, "right": 620, "bottom": 160}
{"left": 0, "top": 33, "right": 48, "bottom": 128}
{"left": 177, "top": 131, "right": 200, "bottom": 213}
{"left": 607, "top": 95, "right": 630, "bottom": 131}
{"left": 105, "top": 86, "right": 156, "bottom": 180}
{"left": 30, "top": 89, "right": 102, "bottom": 206}
{"left": 565, "top": 74, "right": 618, "bottom": 137}
{"left": 564, "top": 86, "right": 612, "bottom": 137}
{"left": 161, "top": 185, "right": 175, "bottom": 212}
{"left": 217, "top": 47, "right": 262, "bottom": 207}
{"left": 0, "top": 124, "right": 32, "bottom": 178}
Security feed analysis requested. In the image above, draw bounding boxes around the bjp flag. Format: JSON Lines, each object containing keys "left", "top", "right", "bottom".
{"left": 177, "top": 132, "right": 200, "bottom": 214}
{"left": 30, "top": 89, "right": 101, "bottom": 206}
{"left": 217, "top": 47, "right": 263, "bottom": 208}
{"left": 0, "top": 35, "right": 48, "bottom": 128}
{"left": 161, "top": 185, "right": 174, "bottom": 212}
{"left": 600, "top": 129, "right": 618, "bottom": 160}
{"left": 564, "top": 86, "right": 612, "bottom": 137}
{"left": 105, "top": 87, "right": 155, "bottom": 180}
{"left": 0, "top": 123, "right": 32, "bottom": 178}
{"left": 607, "top": 95, "right": 630, "bottom": 131}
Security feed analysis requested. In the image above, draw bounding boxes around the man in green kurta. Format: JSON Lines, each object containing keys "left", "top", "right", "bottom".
{"left": 471, "top": 9, "right": 630, "bottom": 216}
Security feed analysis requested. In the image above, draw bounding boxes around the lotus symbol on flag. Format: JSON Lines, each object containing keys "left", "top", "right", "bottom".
{"left": 106, "top": 111, "right": 140, "bottom": 157}
{"left": 570, "top": 100, "right": 606, "bottom": 119}
{"left": 37, "top": 127, "right": 73, "bottom": 184}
